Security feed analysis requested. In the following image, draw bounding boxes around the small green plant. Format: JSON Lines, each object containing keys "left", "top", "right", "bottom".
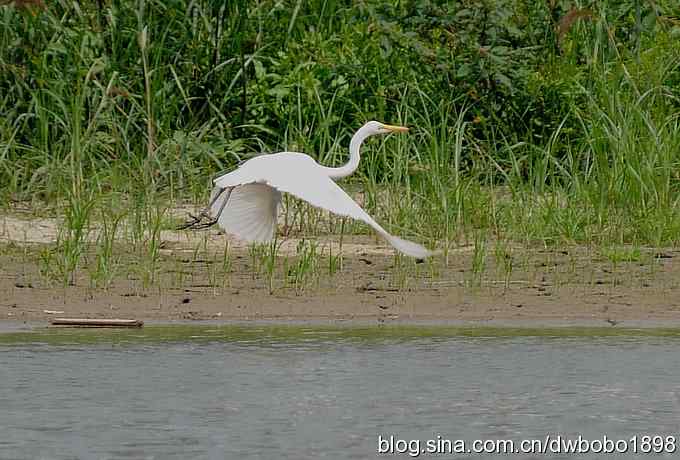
{"left": 394, "top": 252, "right": 420, "bottom": 291}
{"left": 494, "top": 239, "right": 514, "bottom": 291}
{"left": 287, "top": 239, "right": 320, "bottom": 294}
{"left": 327, "top": 247, "right": 342, "bottom": 277}
{"left": 38, "top": 246, "right": 56, "bottom": 284}
{"left": 89, "top": 210, "right": 124, "bottom": 289}
{"left": 602, "top": 246, "right": 642, "bottom": 264}
{"left": 53, "top": 191, "right": 96, "bottom": 286}
{"left": 249, "top": 239, "right": 282, "bottom": 293}
{"left": 249, "top": 243, "right": 266, "bottom": 278}
{"left": 263, "top": 239, "right": 281, "bottom": 294}
{"left": 220, "top": 241, "right": 232, "bottom": 288}
{"left": 469, "top": 232, "right": 487, "bottom": 288}
{"left": 327, "top": 219, "right": 345, "bottom": 276}
{"left": 140, "top": 205, "right": 166, "bottom": 288}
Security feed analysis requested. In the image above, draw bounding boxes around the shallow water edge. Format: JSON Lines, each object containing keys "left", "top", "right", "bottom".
{"left": 3, "top": 320, "right": 680, "bottom": 345}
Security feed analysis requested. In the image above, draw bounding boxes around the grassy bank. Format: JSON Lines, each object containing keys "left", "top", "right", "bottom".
{"left": 1, "top": 0, "right": 680, "bottom": 291}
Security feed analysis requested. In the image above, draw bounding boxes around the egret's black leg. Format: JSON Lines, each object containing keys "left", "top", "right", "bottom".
{"left": 204, "top": 186, "right": 233, "bottom": 227}
{"left": 177, "top": 187, "right": 234, "bottom": 230}
{"left": 176, "top": 188, "right": 225, "bottom": 230}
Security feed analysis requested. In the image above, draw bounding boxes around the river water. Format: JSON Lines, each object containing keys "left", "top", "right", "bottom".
{"left": 1, "top": 325, "right": 679, "bottom": 459}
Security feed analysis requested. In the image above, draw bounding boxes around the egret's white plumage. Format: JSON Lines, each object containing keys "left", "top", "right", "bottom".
{"left": 209, "top": 183, "right": 281, "bottom": 243}
{"left": 203, "top": 121, "right": 433, "bottom": 258}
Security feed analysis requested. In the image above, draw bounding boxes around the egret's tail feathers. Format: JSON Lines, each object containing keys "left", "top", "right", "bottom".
{"left": 382, "top": 234, "right": 434, "bottom": 259}
{"left": 211, "top": 184, "right": 280, "bottom": 243}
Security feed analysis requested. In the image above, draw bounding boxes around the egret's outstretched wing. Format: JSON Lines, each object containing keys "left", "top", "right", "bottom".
{"left": 275, "top": 175, "right": 433, "bottom": 258}
{"left": 214, "top": 154, "right": 432, "bottom": 258}
{"left": 209, "top": 183, "right": 281, "bottom": 243}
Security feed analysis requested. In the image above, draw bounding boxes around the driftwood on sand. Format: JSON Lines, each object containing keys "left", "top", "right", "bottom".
{"left": 50, "top": 318, "right": 144, "bottom": 328}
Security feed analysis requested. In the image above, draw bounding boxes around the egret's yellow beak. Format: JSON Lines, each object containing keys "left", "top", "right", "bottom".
{"left": 383, "top": 124, "right": 409, "bottom": 133}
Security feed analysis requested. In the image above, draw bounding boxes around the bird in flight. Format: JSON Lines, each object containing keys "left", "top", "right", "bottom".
{"left": 180, "top": 121, "right": 433, "bottom": 258}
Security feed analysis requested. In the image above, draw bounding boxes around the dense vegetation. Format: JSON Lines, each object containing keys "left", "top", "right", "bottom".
{"left": 2, "top": 0, "right": 680, "bottom": 253}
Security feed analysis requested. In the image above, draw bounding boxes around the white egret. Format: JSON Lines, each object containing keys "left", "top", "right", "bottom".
{"left": 181, "top": 121, "right": 433, "bottom": 258}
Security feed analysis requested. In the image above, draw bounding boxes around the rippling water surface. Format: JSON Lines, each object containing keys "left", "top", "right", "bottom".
{"left": 1, "top": 326, "right": 679, "bottom": 459}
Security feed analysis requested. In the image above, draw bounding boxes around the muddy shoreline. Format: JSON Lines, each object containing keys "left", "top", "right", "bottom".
{"left": 3, "top": 213, "right": 680, "bottom": 325}
{"left": 4, "top": 248, "right": 680, "bottom": 325}
{"left": 3, "top": 288, "right": 679, "bottom": 324}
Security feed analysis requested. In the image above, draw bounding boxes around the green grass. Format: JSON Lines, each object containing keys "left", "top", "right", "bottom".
{"left": 1, "top": 1, "right": 680, "bottom": 292}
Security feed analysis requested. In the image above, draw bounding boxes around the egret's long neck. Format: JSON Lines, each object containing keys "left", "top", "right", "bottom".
{"left": 326, "top": 127, "right": 370, "bottom": 180}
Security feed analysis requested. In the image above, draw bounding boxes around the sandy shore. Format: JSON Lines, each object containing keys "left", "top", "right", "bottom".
{"left": 2, "top": 213, "right": 680, "bottom": 325}
{"left": 3, "top": 247, "right": 680, "bottom": 325}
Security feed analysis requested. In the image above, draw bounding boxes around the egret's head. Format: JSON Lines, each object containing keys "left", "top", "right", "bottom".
{"left": 364, "top": 120, "right": 409, "bottom": 135}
